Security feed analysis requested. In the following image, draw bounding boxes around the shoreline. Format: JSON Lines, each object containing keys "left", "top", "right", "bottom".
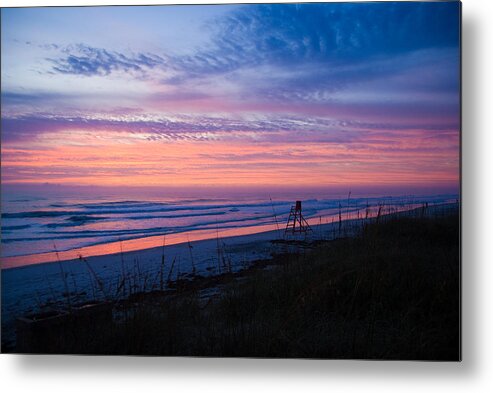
{"left": 1, "top": 201, "right": 449, "bottom": 270}
{"left": 0, "top": 221, "right": 281, "bottom": 270}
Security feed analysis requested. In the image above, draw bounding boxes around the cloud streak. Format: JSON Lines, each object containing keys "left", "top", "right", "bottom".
{"left": 0, "top": 112, "right": 459, "bottom": 145}
{"left": 47, "top": 44, "right": 167, "bottom": 76}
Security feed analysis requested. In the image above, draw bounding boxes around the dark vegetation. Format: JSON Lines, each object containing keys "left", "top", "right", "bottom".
{"left": 13, "top": 211, "right": 460, "bottom": 359}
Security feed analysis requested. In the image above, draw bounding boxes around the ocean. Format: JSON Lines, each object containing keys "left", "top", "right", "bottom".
{"left": 1, "top": 189, "right": 458, "bottom": 262}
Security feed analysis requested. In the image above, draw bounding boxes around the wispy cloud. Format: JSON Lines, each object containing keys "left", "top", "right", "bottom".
{"left": 0, "top": 112, "right": 459, "bottom": 146}
{"left": 46, "top": 43, "right": 167, "bottom": 76}
{"left": 170, "top": 2, "right": 459, "bottom": 74}
{"left": 10, "top": 2, "right": 459, "bottom": 118}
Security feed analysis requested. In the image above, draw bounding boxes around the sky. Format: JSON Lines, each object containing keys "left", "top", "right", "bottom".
{"left": 0, "top": 2, "right": 461, "bottom": 195}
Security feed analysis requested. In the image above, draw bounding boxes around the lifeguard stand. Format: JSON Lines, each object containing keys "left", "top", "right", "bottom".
{"left": 284, "top": 200, "right": 312, "bottom": 236}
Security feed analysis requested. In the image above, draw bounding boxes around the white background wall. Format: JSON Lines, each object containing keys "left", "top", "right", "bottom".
{"left": 1, "top": 0, "right": 492, "bottom": 392}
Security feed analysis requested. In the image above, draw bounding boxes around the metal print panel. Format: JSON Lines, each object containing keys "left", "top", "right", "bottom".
{"left": 0, "top": 1, "right": 461, "bottom": 359}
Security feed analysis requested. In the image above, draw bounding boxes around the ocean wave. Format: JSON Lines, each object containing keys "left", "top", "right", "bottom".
{"left": 2, "top": 224, "right": 31, "bottom": 231}
{"left": 126, "top": 211, "right": 227, "bottom": 220}
{"left": 42, "top": 211, "right": 228, "bottom": 228}
{"left": 3, "top": 211, "right": 70, "bottom": 218}
{"left": 72, "top": 201, "right": 166, "bottom": 209}
{"left": 1, "top": 200, "right": 294, "bottom": 219}
{"left": 45, "top": 215, "right": 109, "bottom": 228}
{"left": 2, "top": 213, "right": 278, "bottom": 243}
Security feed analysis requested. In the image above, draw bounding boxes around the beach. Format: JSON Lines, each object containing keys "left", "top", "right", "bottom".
{"left": 1, "top": 201, "right": 458, "bottom": 350}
